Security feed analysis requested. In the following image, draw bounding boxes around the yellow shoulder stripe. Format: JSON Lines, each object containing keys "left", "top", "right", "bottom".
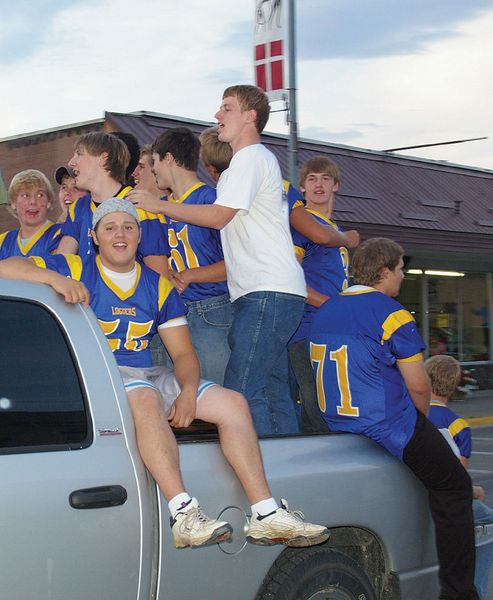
{"left": 381, "top": 309, "right": 414, "bottom": 342}
{"left": 64, "top": 255, "right": 83, "bottom": 281}
{"left": 30, "top": 256, "right": 47, "bottom": 268}
{"left": 448, "top": 418, "right": 470, "bottom": 438}
{"left": 0, "top": 231, "right": 7, "bottom": 247}
{"left": 118, "top": 186, "right": 133, "bottom": 199}
{"left": 158, "top": 275, "right": 174, "bottom": 310}
{"left": 294, "top": 246, "right": 305, "bottom": 259}
{"left": 397, "top": 352, "right": 424, "bottom": 363}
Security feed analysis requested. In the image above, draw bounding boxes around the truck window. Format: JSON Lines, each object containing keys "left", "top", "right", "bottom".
{"left": 0, "top": 298, "right": 91, "bottom": 453}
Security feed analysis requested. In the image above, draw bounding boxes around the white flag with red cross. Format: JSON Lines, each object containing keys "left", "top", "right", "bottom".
{"left": 254, "top": 0, "right": 285, "bottom": 102}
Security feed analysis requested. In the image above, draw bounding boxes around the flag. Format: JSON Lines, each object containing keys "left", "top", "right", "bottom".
{"left": 254, "top": 0, "right": 285, "bottom": 102}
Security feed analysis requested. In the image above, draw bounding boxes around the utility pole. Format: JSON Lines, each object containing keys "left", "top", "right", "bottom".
{"left": 287, "top": 0, "right": 298, "bottom": 187}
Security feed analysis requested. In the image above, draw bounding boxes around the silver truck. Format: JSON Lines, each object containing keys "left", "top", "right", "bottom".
{"left": 0, "top": 279, "right": 442, "bottom": 600}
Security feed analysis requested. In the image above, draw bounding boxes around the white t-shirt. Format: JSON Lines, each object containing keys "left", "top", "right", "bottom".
{"left": 215, "top": 144, "right": 306, "bottom": 302}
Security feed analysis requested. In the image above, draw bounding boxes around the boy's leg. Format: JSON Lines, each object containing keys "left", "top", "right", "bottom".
{"left": 127, "top": 383, "right": 232, "bottom": 549}
{"left": 196, "top": 384, "right": 330, "bottom": 547}
{"left": 473, "top": 500, "right": 493, "bottom": 599}
{"left": 127, "top": 386, "right": 185, "bottom": 500}
{"left": 185, "top": 294, "right": 233, "bottom": 386}
{"left": 195, "top": 385, "right": 271, "bottom": 503}
{"left": 403, "top": 411, "right": 478, "bottom": 600}
{"left": 224, "top": 291, "right": 302, "bottom": 436}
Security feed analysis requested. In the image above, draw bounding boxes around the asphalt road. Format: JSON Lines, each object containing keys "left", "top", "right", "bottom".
{"left": 469, "top": 425, "right": 493, "bottom": 600}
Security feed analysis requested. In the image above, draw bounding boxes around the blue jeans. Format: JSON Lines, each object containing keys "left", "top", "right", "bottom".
{"left": 185, "top": 294, "right": 233, "bottom": 386}
{"left": 224, "top": 291, "right": 304, "bottom": 436}
{"left": 474, "top": 499, "right": 493, "bottom": 599}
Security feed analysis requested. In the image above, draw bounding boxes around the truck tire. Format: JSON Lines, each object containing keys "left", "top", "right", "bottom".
{"left": 256, "top": 546, "right": 377, "bottom": 600}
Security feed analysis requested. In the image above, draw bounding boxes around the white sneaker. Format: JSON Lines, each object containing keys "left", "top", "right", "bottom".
{"left": 171, "top": 498, "right": 233, "bottom": 548}
{"left": 246, "top": 499, "right": 330, "bottom": 547}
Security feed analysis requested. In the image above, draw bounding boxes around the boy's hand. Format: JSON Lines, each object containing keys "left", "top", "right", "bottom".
{"left": 168, "top": 388, "right": 197, "bottom": 428}
{"left": 343, "top": 230, "right": 360, "bottom": 248}
{"left": 126, "top": 189, "right": 164, "bottom": 214}
{"left": 48, "top": 272, "right": 90, "bottom": 305}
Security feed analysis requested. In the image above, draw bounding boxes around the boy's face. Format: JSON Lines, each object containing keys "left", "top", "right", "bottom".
{"left": 215, "top": 95, "right": 253, "bottom": 144}
{"left": 91, "top": 211, "right": 141, "bottom": 272}
{"left": 132, "top": 155, "right": 156, "bottom": 192}
{"left": 58, "top": 175, "right": 85, "bottom": 210}
{"left": 152, "top": 152, "right": 173, "bottom": 191}
{"left": 301, "top": 172, "right": 339, "bottom": 207}
{"left": 68, "top": 145, "right": 105, "bottom": 191}
{"left": 12, "top": 185, "right": 50, "bottom": 229}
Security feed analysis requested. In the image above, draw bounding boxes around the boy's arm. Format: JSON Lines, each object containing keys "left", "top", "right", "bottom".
{"left": 0, "top": 257, "right": 89, "bottom": 304}
{"left": 158, "top": 324, "right": 200, "bottom": 428}
{"left": 170, "top": 261, "right": 227, "bottom": 293}
{"left": 55, "top": 235, "right": 79, "bottom": 255}
{"left": 397, "top": 359, "right": 431, "bottom": 415}
{"left": 290, "top": 206, "right": 360, "bottom": 248}
{"left": 127, "top": 189, "right": 238, "bottom": 229}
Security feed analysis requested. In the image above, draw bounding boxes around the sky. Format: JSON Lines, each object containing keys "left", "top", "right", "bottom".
{"left": 1, "top": 0, "right": 492, "bottom": 170}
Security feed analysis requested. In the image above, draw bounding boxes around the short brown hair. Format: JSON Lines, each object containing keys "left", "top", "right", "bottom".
{"left": 425, "top": 355, "right": 461, "bottom": 398}
{"left": 299, "top": 156, "right": 340, "bottom": 188}
{"left": 352, "top": 238, "right": 404, "bottom": 287}
{"left": 75, "top": 132, "right": 130, "bottom": 184}
{"left": 199, "top": 127, "right": 232, "bottom": 174}
{"left": 223, "top": 85, "right": 270, "bottom": 133}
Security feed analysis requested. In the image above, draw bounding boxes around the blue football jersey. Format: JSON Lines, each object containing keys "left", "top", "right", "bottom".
{"left": 309, "top": 286, "right": 425, "bottom": 459}
{"left": 32, "top": 254, "right": 187, "bottom": 368}
{"left": 0, "top": 222, "right": 61, "bottom": 258}
{"left": 61, "top": 187, "right": 169, "bottom": 260}
{"left": 428, "top": 402, "right": 472, "bottom": 458}
{"left": 167, "top": 182, "right": 227, "bottom": 301}
{"left": 291, "top": 209, "right": 349, "bottom": 343}
{"left": 283, "top": 179, "right": 304, "bottom": 214}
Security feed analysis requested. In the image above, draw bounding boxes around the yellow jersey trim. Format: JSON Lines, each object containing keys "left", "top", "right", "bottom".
{"left": 294, "top": 246, "right": 306, "bottom": 259}
{"left": 169, "top": 182, "right": 205, "bottom": 205}
{"left": 448, "top": 417, "right": 470, "bottom": 438}
{"left": 381, "top": 309, "right": 414, "bottom": 342}
{"left": 340, "top": 288, "right": 379, "bottom": 297}
{"left": 397, "top": 352, "right": 424, "bottom": 363}
{"left": 158, "top": 274, "right": 174, "bottom": 311}
{"left": 0, "top": 231, "right": 7, "bottom": 248}
{"left": 306, "top": 208, "right": 337, "bottom": 229}
{"left": 96, "top": 255, "right": 141, "bottom": 301}
{"left": 30, "top": 256, "right": 47, "bottom": 268}
{"left": 64, "top": 255, "right": 83, "bottom": 281}
{"left": 17, "top": 221, "right": 55, "bottom": 255}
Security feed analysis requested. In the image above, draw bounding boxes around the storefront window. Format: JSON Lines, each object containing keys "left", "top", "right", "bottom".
{"left": 399, "top": 272, "right": 490, "bottom": 362}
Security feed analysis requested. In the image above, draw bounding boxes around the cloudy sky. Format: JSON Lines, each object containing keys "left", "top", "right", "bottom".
{"left": 1, "top": 0, "right": 492, "bottom": 170}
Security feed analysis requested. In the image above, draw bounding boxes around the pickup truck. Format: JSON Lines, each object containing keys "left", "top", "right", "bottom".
{"left": 0, "top": 278, "right": 443, "bottom": 600}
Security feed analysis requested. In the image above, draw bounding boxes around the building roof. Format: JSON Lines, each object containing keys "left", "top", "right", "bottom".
{"left": 105, "top": 110, "right": 493, "bottom": 264}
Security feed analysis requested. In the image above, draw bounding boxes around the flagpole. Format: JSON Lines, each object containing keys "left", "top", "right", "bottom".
{"left": 287, "top": 0, "right": 298, "bottom": 187}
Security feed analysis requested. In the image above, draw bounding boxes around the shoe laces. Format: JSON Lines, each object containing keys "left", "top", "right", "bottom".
{"left": 194, "top": 505, "right": 212, "bottom": 524}
{"left": 280, "top": 498, "right": 305, "bottom": 521}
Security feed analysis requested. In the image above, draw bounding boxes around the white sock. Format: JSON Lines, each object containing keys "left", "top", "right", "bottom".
{"left": 251, "top": 497, "right": 279, "bottom": 517}
{"left": 168, "top": 493, "right": 194, "bottom": 518}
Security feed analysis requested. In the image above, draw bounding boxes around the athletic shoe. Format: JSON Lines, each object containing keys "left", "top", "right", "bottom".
{"left": 246, "top": 499, "right": 330, "bottom": 547}
{"left": 170, "top": 498, "right": 233, "bottom": 548}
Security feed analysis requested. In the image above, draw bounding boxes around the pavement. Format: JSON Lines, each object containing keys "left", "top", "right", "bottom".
{"left": 450, "top": 390, "right": 493, "bottom": 427}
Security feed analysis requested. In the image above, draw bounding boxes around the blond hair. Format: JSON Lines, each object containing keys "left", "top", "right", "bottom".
{"left": 425, "top": 355, "right": 462, "bottom": 398}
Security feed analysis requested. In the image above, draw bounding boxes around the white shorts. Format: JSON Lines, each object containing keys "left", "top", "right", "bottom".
{"left": 118, "top": 365, "right": 217, "bottom": 417}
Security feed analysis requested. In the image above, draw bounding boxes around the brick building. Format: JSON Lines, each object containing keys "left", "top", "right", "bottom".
{"left": 1, "top": 110, "right": 493, "bottom": 383}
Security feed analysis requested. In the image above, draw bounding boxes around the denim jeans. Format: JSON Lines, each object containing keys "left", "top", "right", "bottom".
{"left": 224, "top": 291, "right": 304, "bottom": 436}
{"left": 185, "top": 293, "right": 233, "bottom": 385}
{"left": 474, "top": 499, "right": 493, "bottom": 599}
